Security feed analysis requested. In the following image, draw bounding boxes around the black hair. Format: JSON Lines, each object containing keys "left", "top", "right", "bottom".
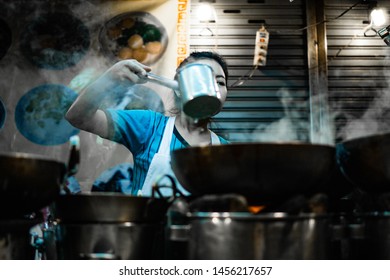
{"left": 168, "top": 51, "right": 229, "bottom": 116}
{"left": 178, "top": 51, "right": 229, "bottom": 82}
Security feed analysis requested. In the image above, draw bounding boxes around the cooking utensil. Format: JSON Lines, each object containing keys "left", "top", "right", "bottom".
{"left": 52, "top": 191, "right": 171, "bottom": 260}
{"left": 336, "top": 132, "right": 390, "bottom": 193}
{"left": 177, "top": 63, "right": 222, "bottom": 119}
{"left": 55, "top": 222, "right": 165, "bottom": 260}
{"left": 350, "top": 212, "right": 390, "bottom": 260}
{"left": 145, "top": 72, "right": 179, "bottom": 90}
{"left": 0, "top": 152, "right": 67, "bottom": 217}
{"left": 184, "top": 212, "right": 333, "bottom": 260}
{"left": 170, "top": 143, "right": 336, "bottom": 204}
{"left": 145, "top": 63, "right": 222, "bottom": 119}
{"left": 52, "top": 192, "right": 170, "bottom": 223}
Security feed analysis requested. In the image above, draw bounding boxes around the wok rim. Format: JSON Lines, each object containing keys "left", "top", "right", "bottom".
{"left": 171, "top": 142, "right": 336, "bottom": 155}
{"left": 341, "top": 131, "right": 390, "bottom": 146}
{"left": 0, "top": 151, "right": 66, "bottom": 165}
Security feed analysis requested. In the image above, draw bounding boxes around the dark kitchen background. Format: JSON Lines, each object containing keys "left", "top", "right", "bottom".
{"left": 2, "top": 0, "right": 390, "bottom": 261}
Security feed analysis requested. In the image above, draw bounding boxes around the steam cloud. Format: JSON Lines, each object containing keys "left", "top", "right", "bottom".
{"left": 251, "top": 88, "right": 336, "bottom": 145}
{"left": 337, "top": 84, "right": 390, "bottom": 141}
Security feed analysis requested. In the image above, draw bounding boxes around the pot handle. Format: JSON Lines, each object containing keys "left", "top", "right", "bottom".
{"left": 144, "top": 72, "right": 179, "bottom": 91}
{"left": 152, "top": 174, "right": 184, "bottom": 201}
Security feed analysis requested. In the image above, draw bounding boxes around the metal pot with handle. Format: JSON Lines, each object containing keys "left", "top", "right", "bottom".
{"left": 144, "top": 63, "right": 221, "bottom": 119}
{"left": 52, "top": 181, "right": 176, "bottom": 260}
{"left": 185, "top": 212, "right": 334, "bottom": 260}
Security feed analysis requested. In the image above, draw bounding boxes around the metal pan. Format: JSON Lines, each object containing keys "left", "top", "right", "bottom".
{"left": 170, "top": 143, "right": 336, "bottom": 204}
{"left": 0, "top": 152, "right": 66, "bottom": 217}
{"left": 52, "top": 192, "right": 170, "bottom": 223}
{"left": 336, "top": 132, "right": 390, "bottom": 193}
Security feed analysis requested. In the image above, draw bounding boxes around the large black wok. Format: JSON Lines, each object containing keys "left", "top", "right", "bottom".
{"left": 52, "top": 192, "right": 170, "bottom": 223}
{"left": 336, "top": 132, "right": 390, "bottom": 193}
{"left": 170, "top": 143, "right": 336, "bottom": 204}
{"left": 0, "top": 152, "right": 66, "bottom": 217}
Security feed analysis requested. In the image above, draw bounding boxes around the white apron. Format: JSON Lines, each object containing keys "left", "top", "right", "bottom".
{"left": 139, "top": 116, "right": 220, "bottom": 197}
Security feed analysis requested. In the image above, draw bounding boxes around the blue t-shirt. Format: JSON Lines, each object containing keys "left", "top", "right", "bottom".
{"left": 105, "top": 109, "right": 229, "bottom": 195}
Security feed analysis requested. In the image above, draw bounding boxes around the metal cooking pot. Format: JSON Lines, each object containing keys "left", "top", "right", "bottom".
{"left": 170, "top": 212, "right": 334, "bottom": 260}
{"left": 345, "top": 212, "right": 390, "bottom": 260}
{"left": 176, "top": 63, "right": 221, "bottom": 119}
{"left": 0, "top": 152, "right": 66, "bottom": 217}
{"left": 55, "top": 222, "right": 165, "bottom": 260}
{"left": 52, "top": 192, "right": 171, "bottom": 260}
{"left": 170, "top": 143, "right": 336, "bottom": 204}
{"left": 358, "top": 212, "right": 390, "bottom": 260}
{"left": 336, "top": 132, "right": 390, "bottom": 193}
